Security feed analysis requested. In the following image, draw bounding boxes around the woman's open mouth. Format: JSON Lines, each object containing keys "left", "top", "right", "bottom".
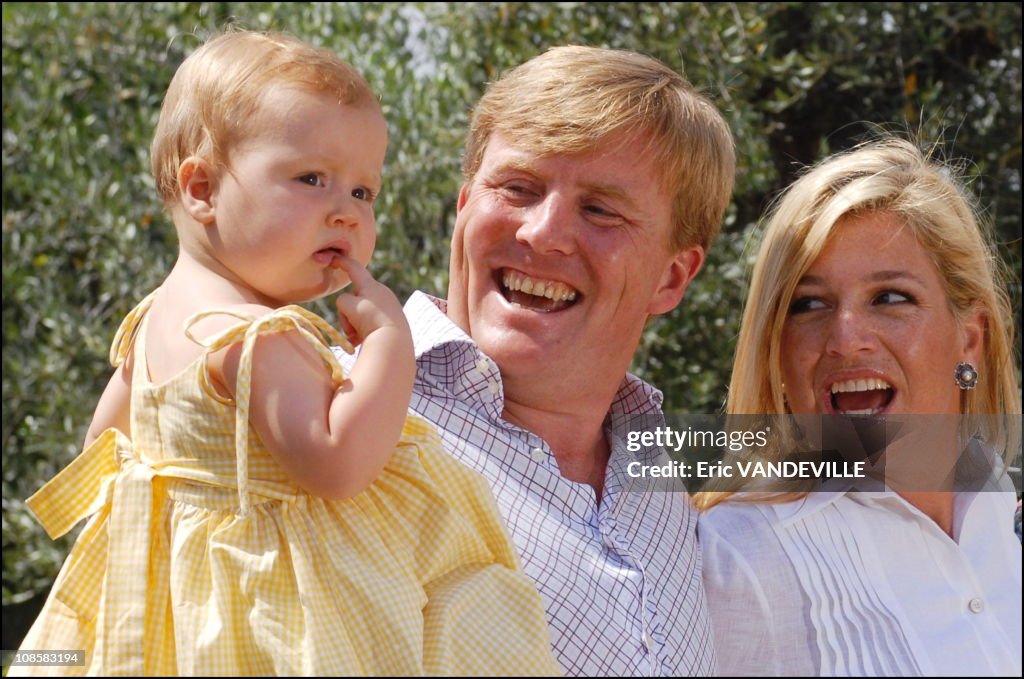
{"left": 498, "top": 269, "right": 580, "bottom": 313}
{"left": 829, "top": 377, "right": 895, "bottom": 415}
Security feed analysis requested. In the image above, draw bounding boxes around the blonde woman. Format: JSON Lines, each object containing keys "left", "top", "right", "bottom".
{"left": 695, "top": 138, "right": 1021, "bottom": 676}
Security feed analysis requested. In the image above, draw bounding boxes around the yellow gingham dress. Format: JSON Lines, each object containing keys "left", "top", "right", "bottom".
{"left": 15, "top": 292, "right": 560, "bottom": 676}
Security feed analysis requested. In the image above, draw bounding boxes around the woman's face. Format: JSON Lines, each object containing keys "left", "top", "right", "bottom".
{"left": 780, "top": 211, "right": 983, "bottom": 416}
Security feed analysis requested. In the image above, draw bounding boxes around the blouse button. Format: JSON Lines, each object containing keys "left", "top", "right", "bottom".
{"left": 968, "top": 597, "right": 985, "bottom": 614}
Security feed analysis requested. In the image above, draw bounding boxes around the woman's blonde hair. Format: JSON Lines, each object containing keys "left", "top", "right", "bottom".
{"left": 463, "top": 45, "right": 735, "bottom": 252}
{"left": 695, "top": 137, "right": 1020, "bottom": 510}
{"left": 151, "top": 30, "right": 378, "bottom": 205}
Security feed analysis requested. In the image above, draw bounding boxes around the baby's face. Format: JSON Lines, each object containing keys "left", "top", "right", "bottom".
{"left": 206, "top": 85, "right": 387, "bottom": 304}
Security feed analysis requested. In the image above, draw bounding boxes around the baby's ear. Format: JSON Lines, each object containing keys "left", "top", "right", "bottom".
{"left": 177, "top": 156, "right": 217, "bottom": 224}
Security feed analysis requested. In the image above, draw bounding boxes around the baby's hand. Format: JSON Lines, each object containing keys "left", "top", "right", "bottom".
{"left": 331, "top": 255, "right": 410, "bottom": 346}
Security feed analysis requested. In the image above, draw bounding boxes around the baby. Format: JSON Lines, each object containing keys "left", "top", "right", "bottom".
{"left": 14, "top": 30, "right": 559, "bottom": 676}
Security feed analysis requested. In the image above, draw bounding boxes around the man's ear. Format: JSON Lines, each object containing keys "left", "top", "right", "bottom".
{"left": 647, "top": 245, "right": 705, "bottom": 315}
{"left": 177, "top": 156, "right": 218, "bottom": 224}
{"left": 447, "top": 183, "right": 472, "bottom": 329}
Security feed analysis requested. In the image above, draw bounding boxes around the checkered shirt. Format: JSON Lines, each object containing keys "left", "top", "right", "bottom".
{"left": 338, "top": 291, "right": 715, "bottom": 676}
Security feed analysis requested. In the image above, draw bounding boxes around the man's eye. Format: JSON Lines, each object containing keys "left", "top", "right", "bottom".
{"left": 790, "top": 296, "right": 827, "bottom": 314}
{"left": 582, "top": 203, "right": 626, "bottom": 228}
{"left": 298, "top": 173, "right": 325, "bottom": 187}
{"left": 502, "top": 184, "right": 530, "bottom": 196}
{"left": 584, "top": 204, "right": 617, "bottom": 218}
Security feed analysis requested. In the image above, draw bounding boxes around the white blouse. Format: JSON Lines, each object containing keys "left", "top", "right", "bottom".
{"left": 699, "top": 485, "right": 1021, "bottom": 676}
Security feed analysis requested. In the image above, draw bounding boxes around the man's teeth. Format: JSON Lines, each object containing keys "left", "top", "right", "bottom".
{"left": 502, "top": 271, "right": 577, "bottom": 302}
{"left": 830, "top": 377, "right": 891, "bottom": 394}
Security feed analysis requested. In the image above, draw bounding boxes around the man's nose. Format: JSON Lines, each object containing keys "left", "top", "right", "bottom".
{"left": 515, "top": 194, "right": 577, "bottom": 255}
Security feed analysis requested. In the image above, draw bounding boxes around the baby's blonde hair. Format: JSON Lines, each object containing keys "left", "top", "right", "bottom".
{"left": 151, "top": 30, "right": 378, "bottom": 205}
{"left": 463, "top": 45, "right": 735, "bottom": 251}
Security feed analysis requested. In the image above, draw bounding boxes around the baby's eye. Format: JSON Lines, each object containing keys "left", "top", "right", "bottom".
{"left": 297, "top": 173, "right": 325, "bottom": 187}
{"left": 352, "top": 187, "right": 376, "bottom": 202}
{"left": 790, "top": 296, "right": 827, "bottom": 314}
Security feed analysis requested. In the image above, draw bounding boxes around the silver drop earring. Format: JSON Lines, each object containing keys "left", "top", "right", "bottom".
{"left": 954, "top": 362, "right": 978, "bottom": 390}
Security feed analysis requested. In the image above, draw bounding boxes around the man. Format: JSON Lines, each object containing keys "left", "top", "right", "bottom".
{"left": 385, "top": 46, "right": 732, "bottom": 674}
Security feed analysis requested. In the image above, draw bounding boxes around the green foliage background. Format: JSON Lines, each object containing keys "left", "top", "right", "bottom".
{"left": 3, "top": 1, "right": 1021, "bottom": 644}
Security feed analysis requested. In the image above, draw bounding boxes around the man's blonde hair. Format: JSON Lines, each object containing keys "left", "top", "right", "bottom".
{"left": 462, "top": 45, "right": 735, "bottom": 251}
{"left": 151, "top": 30, "right": 378, "bottom": 205}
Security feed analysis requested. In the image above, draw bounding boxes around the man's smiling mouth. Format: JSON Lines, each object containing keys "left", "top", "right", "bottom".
{"left": 499, "top": 269, "right": 579, "bottom": 313}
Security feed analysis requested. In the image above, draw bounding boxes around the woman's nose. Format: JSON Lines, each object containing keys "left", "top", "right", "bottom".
{"left": 824, "top": 307, "right": 877, "bottom": 357}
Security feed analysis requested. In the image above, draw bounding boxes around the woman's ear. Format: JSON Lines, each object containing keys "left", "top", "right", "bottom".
{"left": 959, "top": 305, "right": 985, "bottom": 367}
{"left": 177, "top": 156, "right": 217, "bottom": 224}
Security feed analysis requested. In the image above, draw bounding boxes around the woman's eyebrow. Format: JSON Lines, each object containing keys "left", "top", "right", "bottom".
{"left": 797, "top": 270, "right": 928, "bottom": 287}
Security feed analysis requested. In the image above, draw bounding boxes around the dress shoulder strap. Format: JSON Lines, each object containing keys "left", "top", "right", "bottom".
{"left": 108, "top": 289, "right": 159, "bottom": 367}
{"left": 182, "top": 305, "right": 354, "bottom": 514}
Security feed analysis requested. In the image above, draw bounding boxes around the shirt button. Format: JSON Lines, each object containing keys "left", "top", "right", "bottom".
{"left": 487, "top": 379, "right": 501, "bottom": 395}
{"left": 968, "top": 597, "right": 985, "bottom": 614}
{"left": 530, "top": 447, "right": 546, "bottom": 463}
{"left": 475, "top": 358, "right": 491, "bottom": 374}
{"left": 643, "top": 630, "right": 654, "bottom": 649}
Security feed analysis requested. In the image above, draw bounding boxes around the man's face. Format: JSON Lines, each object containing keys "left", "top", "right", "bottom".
{"left": 447, "top": 132, "right": 704, "bottom": 397}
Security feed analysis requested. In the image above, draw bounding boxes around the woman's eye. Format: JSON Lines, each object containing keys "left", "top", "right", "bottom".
{"left": 790, "top": 296, "right": 827, "bottom": 314}
{"left": 874, "top": 291, "right": 913, "bottom": 305}
{"left": 298, "top": 173, "right": 325, "bottom": 187}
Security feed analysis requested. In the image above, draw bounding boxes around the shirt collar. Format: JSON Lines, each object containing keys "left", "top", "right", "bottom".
{"left": 405, "top": 291, "right": 472, "bottom": 359}
{"left": 767, "top": 437, "right": 1017, "bottom": 528}
{"left": 405, "top": 290, "right": 665, "bottom": 417}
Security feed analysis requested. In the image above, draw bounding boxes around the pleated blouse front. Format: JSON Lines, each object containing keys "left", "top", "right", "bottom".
{"left": 699, "top": 488, "right": 1021, "bottom": 676}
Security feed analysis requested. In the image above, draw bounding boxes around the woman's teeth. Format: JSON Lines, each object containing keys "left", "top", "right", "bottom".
{"left": 830, "top": 377, "right": 894, "bottom": 415}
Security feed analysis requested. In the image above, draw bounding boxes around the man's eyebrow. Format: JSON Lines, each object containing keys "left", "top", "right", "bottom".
{"left": 495, "top": 158, "right": 541, "bottom": 176}
{"left": 491, "top": 159, "right": 641, "bottom": 210}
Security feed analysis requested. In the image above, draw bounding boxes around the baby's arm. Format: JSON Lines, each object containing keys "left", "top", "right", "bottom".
{"left": 215, "top": 256, "right": 415, "bottom": 500}
{"left": 83, "top": 363, "right": 132, "bottom": 448}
